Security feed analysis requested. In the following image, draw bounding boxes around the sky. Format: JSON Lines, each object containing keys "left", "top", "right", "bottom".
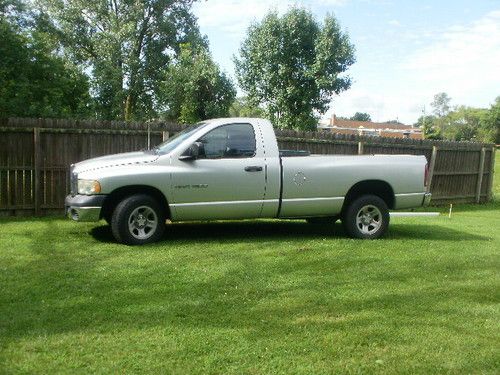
{"left": 192, "top": 0, "right": 500, "bottom": 124}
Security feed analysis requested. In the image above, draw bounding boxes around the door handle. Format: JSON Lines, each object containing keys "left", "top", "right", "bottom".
{"left": 244, "top": 166, "right": 263, "bottom": 172}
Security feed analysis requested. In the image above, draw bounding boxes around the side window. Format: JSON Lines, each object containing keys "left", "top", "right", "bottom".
{"left": 199, "top": 124, "right": 256, "bottom": 159}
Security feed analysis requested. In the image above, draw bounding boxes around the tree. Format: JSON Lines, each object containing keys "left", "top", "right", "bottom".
{"left": 414, "top": 115, "right": 441, "bottom": 139}
{"left": 418, "top": 93, "right": 499, "bottom": 142}
{"left": 37, "top": 0, "right": 204, "bottom": 121}
{"left": 1, "top": 0, "right": 26, "bottom": 26}
{"left": 483, "top": 97, "right": 500, "bottom": 144}
{"left": 443, "top": 106, "right": 485, "bottom": 141}
{"left": 350, "top": 112, "right": 371, "bottom": 121}
{"left": 161, "top": 44, "right": 236, "bottom": 124}
{"left": 0, "top": 8, "right": 91, "bottom": 118}
{"left": 431, "top": 92, "right": 452, "bottom": 117}
{"left": 234, "top": 8, "right": 355, "bottom": 130}
{"left": 229, "top": 97, "right": 265, "bottom": 118}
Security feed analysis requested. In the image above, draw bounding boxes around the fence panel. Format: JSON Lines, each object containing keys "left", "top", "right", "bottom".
{"left": 0, "top": 128, "right": 35, "bottom": 211}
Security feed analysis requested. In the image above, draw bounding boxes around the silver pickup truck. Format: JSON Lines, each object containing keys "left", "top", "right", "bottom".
{"left": 66, "top": 118, "right": 431, "bottom": 245}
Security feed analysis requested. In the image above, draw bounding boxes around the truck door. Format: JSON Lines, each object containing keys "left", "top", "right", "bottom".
{"left": 171, "top": 123, "right": 267, "bottom": 220}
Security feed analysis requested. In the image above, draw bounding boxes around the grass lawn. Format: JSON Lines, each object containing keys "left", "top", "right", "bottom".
{"left": 0, "top": 152, "right": 498, "bottom": 374}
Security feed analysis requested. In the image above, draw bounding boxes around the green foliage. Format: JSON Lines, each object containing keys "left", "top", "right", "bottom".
{"left": 431, "top": 92, "right": 452, "bottom": 117}
{"left": 37, "top": 0, "right": 204, "bottom": 121}
{"left": 0, "top": 16, "right": 91, "bottom": 118}
{"left": 234, "top": 8, "right": 355, "bottom": 130}
{"left": 161, "top": 44, "right": 236, "bottom": 124}
{"left": 419, "top": 93, "right": 499, "bottom": 143}
{"left": 415, "top": 115, "right": 442, "bottom": 140}
{"left": 229, "top": 97, "right": 265, "bottom": 118}
{"left": 443, "top": 106, "right": 487, "bottom": 141}
{"left": 0, "top": 0, "right": 26, "bottom": 25}
{"left": 350, "top": 112, "right": 371, "bottom": 121}
{"left": 484, "top": 97, "right": 500, "bottom": 144}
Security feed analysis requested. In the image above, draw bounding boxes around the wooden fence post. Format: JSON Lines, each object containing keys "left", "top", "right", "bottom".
{"left": 487, "top": 147, "right": 496, "bottom": 202}
{"left": 147, "top": 123, "right": 151, "bottom": 150}
{"left": 33, "top": 127, "right": 41, "bottom": 216}
{"left": 426, "top": 146, "right": 438, "bottom": 194}
{"left": 358, "top": 141, "right": 364, "bottom": 155}
{"left": 475, "top": 147, "right": 486, "bottom": 203}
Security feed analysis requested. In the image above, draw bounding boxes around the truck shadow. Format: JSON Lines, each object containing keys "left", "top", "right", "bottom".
{"left": 386, "top": 223, "right": 490, "bottom": 241}
{"left": 90, "top": 221, "right": 490, "bottom": 244}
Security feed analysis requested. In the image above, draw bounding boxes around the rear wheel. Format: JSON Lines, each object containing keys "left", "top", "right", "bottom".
{"left": 111, "top": 194, "right": 165, "bottom": 245}
{"left": 342, "top": 195, "right": 389, "bottom": 239}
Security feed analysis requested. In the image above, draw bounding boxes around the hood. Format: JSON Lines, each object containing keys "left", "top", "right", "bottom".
{"left": 73, "top": 151, "right": 159, "bottom": 174}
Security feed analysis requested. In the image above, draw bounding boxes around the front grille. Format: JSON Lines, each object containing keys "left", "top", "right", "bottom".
{"left": 70, "top": 164, "right": 77, "bottom": 196}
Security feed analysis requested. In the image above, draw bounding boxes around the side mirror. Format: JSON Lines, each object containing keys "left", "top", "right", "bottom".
{"left": 179, "top": 142, "right": 202, "bottom": 161}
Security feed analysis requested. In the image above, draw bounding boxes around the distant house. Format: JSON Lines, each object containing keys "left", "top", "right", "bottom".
{"left": 318, "top": 114, "right": 423, "bottom": 140}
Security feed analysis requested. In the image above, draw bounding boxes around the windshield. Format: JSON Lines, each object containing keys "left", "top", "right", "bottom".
{"left": 155, "top": 122, "right": 208, "bottom": 155}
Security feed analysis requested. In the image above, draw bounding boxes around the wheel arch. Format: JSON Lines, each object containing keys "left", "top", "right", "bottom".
{"left": 341, "top": 180, "right": 395, "bottom": 214}
{"left": 101, "top": 185, "right": 170, "bottom": 221}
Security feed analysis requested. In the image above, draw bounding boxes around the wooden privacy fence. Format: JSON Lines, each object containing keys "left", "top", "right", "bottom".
{"left": 0, "top": 117, "right": 496, "bottom": 216}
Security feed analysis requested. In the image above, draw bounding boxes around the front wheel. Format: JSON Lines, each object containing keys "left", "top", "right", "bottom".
{"left": 342, "top": 195, "right": 389, "bottom": 239}
{"left": 111, "top": 194, "right": 165, "bottom": 245}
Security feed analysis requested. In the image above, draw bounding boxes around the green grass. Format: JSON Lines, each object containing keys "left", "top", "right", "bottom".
{"left": 1, "top": 211, "right": 499, "bottom": 374}
{"left": 0, "top": 152, "right": 498, "bottom": 374}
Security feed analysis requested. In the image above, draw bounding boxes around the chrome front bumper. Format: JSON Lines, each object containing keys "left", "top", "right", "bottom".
{"left": 65, "top": 194, "right": 106, "bottom": 222}
{"left": 66, "top": 206, "right": 101, "bottom": 222}
{"left": 423, "top": 192, "right": 432, "bottom": 207}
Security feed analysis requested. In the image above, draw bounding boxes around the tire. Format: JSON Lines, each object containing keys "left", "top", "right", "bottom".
{"left": 306, "top": 216, "right": 339, "bottom": 225}
{"left": 342, "top": 195, "right": 389, "bottom": 239}
{"left": 111, "top": 194, "right": 165, "bottom": 245}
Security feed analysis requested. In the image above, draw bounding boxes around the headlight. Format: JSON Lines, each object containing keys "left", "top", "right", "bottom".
{"left": 77, "top": 179, "right": 101, "bottom": 195}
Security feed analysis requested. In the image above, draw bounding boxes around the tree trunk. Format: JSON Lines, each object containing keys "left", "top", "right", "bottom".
{"left": 124, "top": 94, "right": 132, "bottom": 121}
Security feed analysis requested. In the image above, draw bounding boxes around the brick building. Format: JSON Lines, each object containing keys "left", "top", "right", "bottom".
{"left": 318, "top": 114, "right": 423, "bottom": 140}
